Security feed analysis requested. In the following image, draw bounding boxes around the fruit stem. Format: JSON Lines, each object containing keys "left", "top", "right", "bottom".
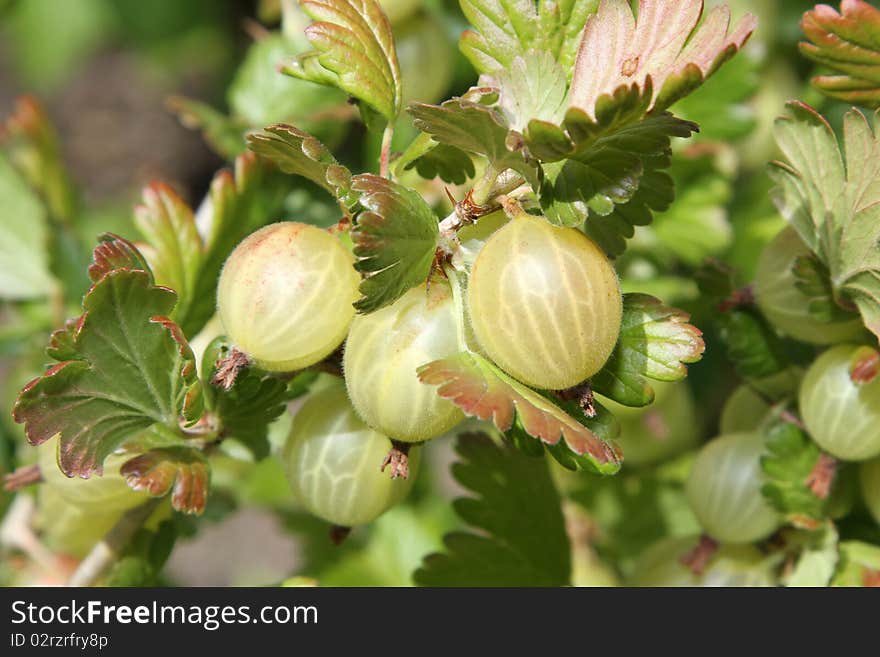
{"left": 379, "top": 123, "right": 394, "bottom": 179}
{"left": 67, "top": 498, "right": 162, "bottom": 586}
{"left": 443, "top": 264, "right": 470, "bottom": 352}
{"left": 679, "top": 534, "right": 719, "bottom": 575}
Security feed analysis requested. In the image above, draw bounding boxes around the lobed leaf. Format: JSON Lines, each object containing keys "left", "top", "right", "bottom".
{"left": 287, "top": 0, "right": 401, "bottom": 121}
{"left": 770, "top": 102, "right": 880, "bottom": 340}
{"left": 539, "top": 114, "right": 694, "bottom": 248}
{"left": 760, "top": 422, "right": 826, "bottom": 525}
{"left": 121, "top": 447, "right": 209, "bottom": 515}
{"left": 391, "top": 133, "right": 476, "bottom": 185}
{"left": 134, "top": 183, "right": 203, "bottom": 333}
{"left": 497, "top": 50, "right": 568, "bottom": 133}
{"left": 246, "top": 123, "right": 354, "bottom": 204}
{"left": 0, "top": 153, "right": 55, "bottom": 300}
{"left": 350, "top": 174, "right": 439, "bottom": 313}
{"left": 408, "top": 93, "right": 539, "bottom": 188}
{"left": 167, "top": 96, "right": 249, "bottom": 159}
{"left": 591, "top": 294, "right": 705, "bottom": 407}
{"left": 569, "top": 0, "right": 756, "bottom": 119}
{"left": 202, "top": 337, "right": 289, "bottom": 460}
{"left": 717, "top": 309, "right": 791, "bottom": 383}
{"left": 800, "top": 0, "right": 880, "bottom": 107}
{"left": 413, "top": 432, "right": 571, "bottom": 586}
{"left": 13, "top": 236, "right": 202, "bottom": 478}
{"left": 418, "top": 351, "right": 622, "bottom": 474}
{"left": 459, "top": 0, "right": 599, "bottom": 78}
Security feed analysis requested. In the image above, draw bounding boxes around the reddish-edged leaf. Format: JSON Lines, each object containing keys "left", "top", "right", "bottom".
{"left": 121, "top": 447, "right": 209, "bottom": 515}
{"left": 350, "top": 174, "right": 439, "bottom": 313}
{"left": 246, "top": 123, "right": 354, "bottom": 203}
{"left": 800, "top": 0, "right": 880, "bottom": 107}
{"left": 569, "top": 0, "right": 756, "bottom": 117}
{"left": 592, "top": 293, "right": 705, "bottom": 407}
{"left": 418, "top": 351, "right": 621, "bottom": 474}
{"left": 134, "top": 183, "right": 202, "bottom": 331}
{"left": 285, "top": 0, "right": 401, "bottom": 121}
{"left": 13, "top": 236, "right": 202, "bottom": 478}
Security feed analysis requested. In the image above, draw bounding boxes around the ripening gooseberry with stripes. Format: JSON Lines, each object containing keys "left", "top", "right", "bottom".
{"left": 283, "top": 383, "right": 419, "bottom": 527}
{"left": 216, "top": 222, "right": 360, "bottom": 372}
{"left": 344, "top": 281, "right": 464, "bottom": 442}
{"left": 467, "top": 212, "right": 622, "bottom": 391}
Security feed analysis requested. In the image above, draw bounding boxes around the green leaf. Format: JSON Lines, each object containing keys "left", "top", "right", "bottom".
{"left": 134, "top": 183, "right": 202, "bottom": 333}
{"left": 591, "top": 294, "right": 705, "bottom": 407}
{"left": 672, "top": 44, "right": 760, "bottom": 141}
{"left": 12, "top": 236, "right": 202, "bottom": 478}
{"left": 121, "top": 447, "right": 209, "bottom": 515}
{"left": 497, "top": 50, "right": 568, "bottom": 133}
{"left": 228, "top": 32, "right": 348, "bottom": 130}
{"left": 2, "top": 96, "right": 87, "bottom": 302}
{"left": 539, "top": 113, "right": 696, "bottom": 254}
{"left": 770, "top": 102, "right": 880, "bottom": 340}
{"left": 800, "top": 0, "right": 880, "bottom": 107}
{"left": 418, "top": 351, "right": 622, "bottom": 474}
{"left": 649, "top": 161, "right": 733, "bottom": 266}
{"left": 350, "top": 174, "right": 439, "bottom": 313}
{"left": 569, "top": 460, "right": 700, "bottom": 576}
{"left": 792, "top": 253, "right": 859, "bottom": 324}
{"left": 760, "top": 422, "right": 825, "bottom": 525}
{"left": 167, "top": 96, "right": 249, "bottom": 159}
{"left": 414, "top": 432, "right": 570, "bottom": 586}
{"left": 832, "top": 540, "right": 880, "bottom": 586}
{"left": 459, "top": 0, "right": 598, "bottom": 77}
{"left": 0, "top": 153, "right": 54, "bottom": 299}
{"left": 105, "top": 520, "right": 178, "bottom": 587}
{"left": 782, "top": 524, "right": 839, "bottom": 587}
{"left": 408, "top": 93, "right": 540, "bottom": 188}
{"left": 1, "top": 96, "right": 77, "bottom": 225}
{"left": 569, "top": 0, "right": 756, "bottom": 118}
{"left": 286, "top": 0, "right": 401, "bottom": 121}
{"left": 717, "top": 309, "right": 790, "bottom": 382}
{"left": 247, "top": 124, "right": 354, "bottom": 203}
{"left": 402, "top": 142, "right": 476, "bottom": 185}
{"left": 202, "top": 337, "right": 289, "bottom": 460}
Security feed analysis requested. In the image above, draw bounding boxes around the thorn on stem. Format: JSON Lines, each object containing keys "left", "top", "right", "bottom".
{"left": 3, "top": 464, "right": 42, "bottom": 492}
{"left": 211, "top": 347, "right": 249, "bottom": 391}
{"left": 679, "top": 535, "right": 719, "bottom": 575}
{"left": 806, "top": 453, "right": 837, "bottom": 499}
{"left": 380, "top": 440, "right": 411, "bottom": 480}
{"left": 329, "top": 525, "right": 351, "bottom": 546}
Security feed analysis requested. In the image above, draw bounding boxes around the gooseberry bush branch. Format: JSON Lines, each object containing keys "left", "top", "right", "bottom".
{"left": 4, "top": 0, "right": 880, "bottom": 587}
